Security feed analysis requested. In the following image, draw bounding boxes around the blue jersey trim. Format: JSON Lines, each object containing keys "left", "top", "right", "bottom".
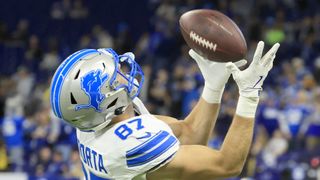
{"left": 81, "top": 163, "right": 88, "bottom": 180}
{"left": 126, "top": 131, "right": 169, "bottom": 158}
{"left": 148, "top": 152, "right": 177, "bottom": 172}
{"left": 51, "top": 49, "right": 97, "bottom": 118}
{"left": 126, "top": 131, "right": 162, "bottom": 155}
{"left": 127, "top": 135, "right": 177, "bottom": 167}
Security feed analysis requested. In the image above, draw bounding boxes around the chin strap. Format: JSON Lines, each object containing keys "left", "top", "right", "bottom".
{"left": 115, "top": 106, "right": 126, "bottom": 115}
{"left": 92, "top": 104, "right": 130, "bottom": 132}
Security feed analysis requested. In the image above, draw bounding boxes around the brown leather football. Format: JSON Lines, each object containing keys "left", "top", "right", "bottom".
{"left": 180, "top": 9, "right": 247, "bottom": 62}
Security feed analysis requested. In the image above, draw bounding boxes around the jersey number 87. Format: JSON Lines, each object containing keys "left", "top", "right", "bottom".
{"left": 114, "top": 118, "right": 144, "bottom": 140}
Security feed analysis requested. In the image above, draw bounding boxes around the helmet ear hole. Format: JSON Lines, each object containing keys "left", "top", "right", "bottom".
{"left": 107, "top": 98, "right": 118, "bottom": 109}
{"left": 70, "top": 92, "right": 78, "bottom": 104}
{"left": 74, "top": 69, "right": 81, "bottom": 80}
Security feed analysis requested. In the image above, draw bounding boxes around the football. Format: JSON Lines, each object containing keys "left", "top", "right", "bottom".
{"left": 180, "top": 9, "right": 247, "bottom": 62}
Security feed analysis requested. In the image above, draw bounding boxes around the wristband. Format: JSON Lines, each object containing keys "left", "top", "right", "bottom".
{"left": 236, "top": 96, "right": 259, "bottom": 118}
{"left": 201, "top": 85, "right": 224, "bottom": 104}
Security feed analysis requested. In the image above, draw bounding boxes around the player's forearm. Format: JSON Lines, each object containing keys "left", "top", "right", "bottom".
{"left": 220, "top": 115, "right": 254, "bottom": 173}
{"left": 183, "top": 97, "right": 220, "bottom": 145}
{"left": 184, "top": 50, "right": 247, "bottom": 146}
{"left": 218, "top": 41, "right": 280, "bottom": 174}
{"left": 155, "top": 97, "right": 220, "bottom": 145}
{"left": 218, "top": 93, "right": 259, "bottom": 174}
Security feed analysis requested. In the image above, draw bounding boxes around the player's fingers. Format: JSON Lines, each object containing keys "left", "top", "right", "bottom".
{"left": 261, "top": 55, "right": 273, "bottom": 67}
{"left": 188, "top": 49, "right": 202, "bottom": 62}
{"left": 252, "top": 41, "right": 265, "bottom": 65}
{"left": 263, "top": 54, "right": 276, "bottom": 69}
{"left": 262, "top": 43, "right": 280, "bottom": 67}
{"left": 269, "top": 43, "right": 280, "bottom": 55}
{"left": 266, "top": 55, "right": 276, "bottom": 70}
{"left": 234, "top": 59, "right": 247, "bottom": 68}
{"left": 226, "top": 62, "right": 240, "bottom": 75}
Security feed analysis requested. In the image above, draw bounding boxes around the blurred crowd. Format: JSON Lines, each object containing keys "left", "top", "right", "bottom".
{"left": 0, "top": 0, "right": 320, "bottom": 179}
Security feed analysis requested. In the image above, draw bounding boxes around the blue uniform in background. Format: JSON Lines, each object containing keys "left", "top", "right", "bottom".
{"left": 279, "top": 105, "right": 312, "bottom": 138}
{"left": 2, "top": 116, "right": 24, "bottom": 149}
{"left": 257, "top": 105, "right": 280, "bottom": 137}
{"left": 1, "top": 116, "right": 25, "bottom": 170}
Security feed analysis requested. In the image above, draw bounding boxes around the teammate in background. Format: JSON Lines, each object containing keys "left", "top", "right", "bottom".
{"left": 50, "top": 41, "right": 279, "bottom": 180}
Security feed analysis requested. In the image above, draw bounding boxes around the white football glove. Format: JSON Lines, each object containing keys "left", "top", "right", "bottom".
{"left": 226, "top": 41, "right": 280, "bottom": 118}
{"left": 226, "top": 41, "right": 280, "bottom": 98}
{"left": 189, "top": 50, "right": 247, "bottom": 91}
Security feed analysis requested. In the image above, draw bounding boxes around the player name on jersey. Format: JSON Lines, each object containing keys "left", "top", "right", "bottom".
{"left": 77, "top": 140, "right": 108, "bottom": 174}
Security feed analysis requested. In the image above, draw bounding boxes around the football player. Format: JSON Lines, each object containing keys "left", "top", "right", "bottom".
{"left": 50, "top": 41, "right": 279, "bottom": 180}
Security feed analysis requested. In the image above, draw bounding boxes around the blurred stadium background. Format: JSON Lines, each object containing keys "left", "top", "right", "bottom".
{"left": 0, "top": 0, "right": 319, "bottom": 179}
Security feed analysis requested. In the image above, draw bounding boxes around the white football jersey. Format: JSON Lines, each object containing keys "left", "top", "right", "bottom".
{"left": 77, "top": 98, "right": 180, "bottom": 180}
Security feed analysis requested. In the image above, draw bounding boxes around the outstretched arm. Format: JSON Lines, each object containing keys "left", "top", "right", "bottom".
{"left": 156, "top": 50, "right": 246, "bottom": 145}
{"left": 148, "top": 41, "right": 280, "bottom": 180}
{"left": 147, "top": 115, "right": 254, "bottom": 180}
{"left": 156, "top": 99, "right": 220, "bottom": 145}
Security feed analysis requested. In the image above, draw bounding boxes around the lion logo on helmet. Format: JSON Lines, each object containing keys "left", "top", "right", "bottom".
{"left": 75, "top": 70, "right": 109, "bottom": 112}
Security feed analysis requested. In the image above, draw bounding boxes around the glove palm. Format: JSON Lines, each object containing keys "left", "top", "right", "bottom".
{"left": 189, "top": 50, "right": 247, "bottom": 91}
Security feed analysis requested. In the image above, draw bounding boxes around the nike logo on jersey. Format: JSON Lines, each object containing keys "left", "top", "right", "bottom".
{"left": 137, "top": 132, "right": 152, "bottom": 139}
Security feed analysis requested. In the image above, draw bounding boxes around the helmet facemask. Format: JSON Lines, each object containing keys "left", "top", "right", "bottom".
{"left": 103, "top": 49, "right": 144, "bottom": 99}
{"left": 88, "top": 48, "right": 145, "bottom": 132}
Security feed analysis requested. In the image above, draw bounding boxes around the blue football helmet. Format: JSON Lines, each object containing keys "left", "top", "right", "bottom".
{"left": 50, "top": 48, "right": 144, "bottom": 131}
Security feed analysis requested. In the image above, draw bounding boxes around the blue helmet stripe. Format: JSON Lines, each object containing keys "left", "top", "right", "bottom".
{"left": 50, "top": 49, "right": 88, "bottom": 116}
{"left": 51, "top": 49, "right": 97, "bottom": 118}
{"left": 54, "top": 49, "right": 97, "bottom": 118}
{"left": 51, "top": 49, "right": 91, "bottom": 118}
{"left": 54, "top": 49, "right": 98, "bottom": 118}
